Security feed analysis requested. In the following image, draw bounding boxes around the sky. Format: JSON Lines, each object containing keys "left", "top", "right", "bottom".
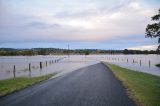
{"left": 0, "top": 0, "right": 159, "bottom": 50}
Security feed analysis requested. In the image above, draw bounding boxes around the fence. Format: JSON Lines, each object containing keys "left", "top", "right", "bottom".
{"left": 11, "top": 57, "right": 66, "bottom": 78}
{"left": 105, "top": 57, "right": 151, "bottom": 68}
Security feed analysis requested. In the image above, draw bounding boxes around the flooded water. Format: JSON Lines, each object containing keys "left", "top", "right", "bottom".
{"left": 0, "top": 54, "right": 160, "bottom": 80}
{"left": 88, "top": 54, "right": 160, "bottom": 76}
{"left": 0, "top": 55, "right": 98, "bottom": 80}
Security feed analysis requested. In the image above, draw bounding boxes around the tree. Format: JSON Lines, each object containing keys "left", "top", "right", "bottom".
{"left": 84, "top": 50, "right": 90, "bottom": 55}
{"left": 123, "top": 49, "right": 129, "bottom": 54}
{"left": 145, "top": 8, "right": 160, "bottom": 51}
{"left": 38, "top": 49, "right": 47, "bottom": 55}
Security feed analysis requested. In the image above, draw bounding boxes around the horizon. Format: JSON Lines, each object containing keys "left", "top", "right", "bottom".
{"left": 0, "top": 47, "right": 158, "bottom": 51}
{"left": 0, "top": 0, "right": 160, "bottom": 50}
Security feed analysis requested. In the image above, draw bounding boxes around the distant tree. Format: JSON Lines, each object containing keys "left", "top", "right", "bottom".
{"left": 145, "top": 8, "right": 160, "bottom": 51}
{"left": 123, "top": 49, "right": 129, "bottom": 54}
{"left": 84, "top": 50, "right": 90, "bottom": 55}
{"left": 38, "top": 49, "right": 47, "bottom": 55}
{"left": 24, "top": 50, "right": 33, "bottom": 56}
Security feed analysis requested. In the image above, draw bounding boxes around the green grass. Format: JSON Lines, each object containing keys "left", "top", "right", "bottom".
{"left": 156, "top": 64, "right": 160, "bottom": 67}
{"left": 0, "top": 73, "right": 56, "bottom": 97}
{"left": 102, "top": 62, "right": 160, "bottom": 106}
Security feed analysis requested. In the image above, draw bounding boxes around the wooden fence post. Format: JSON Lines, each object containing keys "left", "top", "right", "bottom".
{"left": 13, "top": 65, "right": 16, "bottom": 78}
{"left": 46, "top": 61, "right": 47, "bottom": 67}
{"left": 40, "top": 62, "right": 42, "bottom": 70}
{"left": 29, "top": 63, "right": 31, "bottom": 77}
{"left": 29, "top": 63, "right": 31, "bottom": 71}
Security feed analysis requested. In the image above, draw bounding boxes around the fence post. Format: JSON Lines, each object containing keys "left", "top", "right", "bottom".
{"left": 127, "top": 59, "right": 128, "bottom": 63}
{"left": 140, "top": 60, "right": 141, "bottom": 66}
{"left": 13, "top": 65, "right": 16, "bottom": 78}
{"left": 40, "top": 62, "right": 42, "bottom": 70}
{"left": 29, "top": 63, "right": 31, "bottom": 71}
{"left": 29, "top": 63, "right": 31, "bottom": 77}
{"left": 149, "top": 60, "right": 151, "bottom": 68}
{"left": 133, "top": 59, "right": 134, "bottom": 64}
{"left": 46, "top": 61, "right": 47, "bottom": 67}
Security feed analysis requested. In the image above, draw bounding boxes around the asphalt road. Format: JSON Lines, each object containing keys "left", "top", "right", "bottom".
{"left": 0, "top": 63, "right": 136, "bottom": 106}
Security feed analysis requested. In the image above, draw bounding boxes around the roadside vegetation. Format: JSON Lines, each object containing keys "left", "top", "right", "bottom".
{"left": 0, "top": 73, "right": 56, "bottom": 97}
{"left": 102, "top": 62, "right": 160, "bottom": 106}
{"left": 156, "top": 64, "right": 160, "bottom": 67}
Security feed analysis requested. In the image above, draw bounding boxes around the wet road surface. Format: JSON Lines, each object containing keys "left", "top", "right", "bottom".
{"left": 0, "top": 63, "right": 136, "bottom": 106}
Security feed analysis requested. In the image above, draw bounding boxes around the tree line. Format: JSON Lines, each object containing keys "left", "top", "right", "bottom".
{"left": 0, "top": 48, "right": 159, "bottom": 56}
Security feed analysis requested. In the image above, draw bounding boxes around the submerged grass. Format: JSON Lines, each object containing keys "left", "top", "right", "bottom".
{"left": 102, "top": 62, "right": 160, "bottom": 106}
{"left": 0, "top": 73, "right": 56, "bottom": 97}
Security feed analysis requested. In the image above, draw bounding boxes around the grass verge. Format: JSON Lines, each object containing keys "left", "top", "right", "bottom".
{"left": 102, "top": 62, "right": 160, "bottom": 106}
{"left": 0, "top": 73, "right": 56, "bottom": 97}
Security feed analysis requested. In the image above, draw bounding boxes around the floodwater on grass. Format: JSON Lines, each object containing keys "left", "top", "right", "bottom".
{"left": 0, "top": 54, "right": 159, "bottom": 80}
{"left": 0, "top": 55, "right": 98, "bottom": 80}
{"left": 91, "top": 54, "right": 160, "bottom": 76}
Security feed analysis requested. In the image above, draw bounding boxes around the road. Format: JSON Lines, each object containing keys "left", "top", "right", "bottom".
{"left": 0, "top": 63, "right": 136, "bottom": 106}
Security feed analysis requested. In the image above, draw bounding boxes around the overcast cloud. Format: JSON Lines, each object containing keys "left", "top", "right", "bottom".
{"left": 0, "top": 0, "right": 159, "bottom": 49}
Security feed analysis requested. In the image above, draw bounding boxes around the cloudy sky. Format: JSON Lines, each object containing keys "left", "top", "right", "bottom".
{"left": 0, "top": 0, "right": 159, "bottom": 50}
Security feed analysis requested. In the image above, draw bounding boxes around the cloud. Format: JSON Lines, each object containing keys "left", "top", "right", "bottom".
{"left": 23, "top": 22, "right": 60, "bottom": 29}
{"left": 128, "top": 44, "right": 158, "bottom": 50}
{"left": 0, "top": 0, "right": 159, "bottom": 49}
